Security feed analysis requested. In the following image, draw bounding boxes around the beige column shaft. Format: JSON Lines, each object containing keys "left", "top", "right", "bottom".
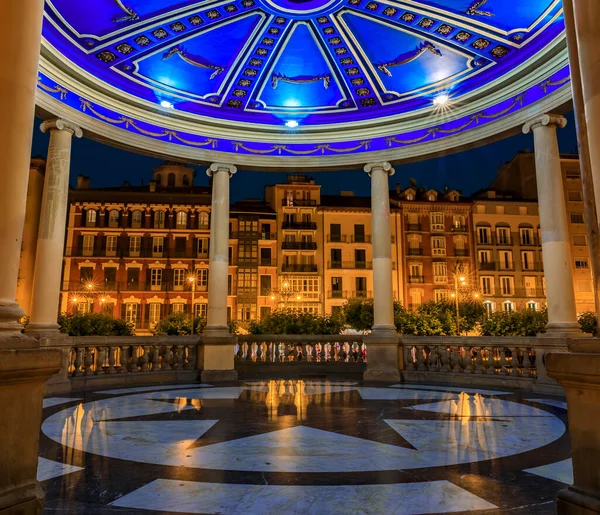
{"left": 0, "top": 0, "right": 45, "bottom": 335}
{"left": 28, "top": 120, "right": 82, "bottom": 334}
{"left": 572, "top": 0, "right": 600, "bottom": 219}
{"left": 16, "top": 160, "right": 46, "bottom": 316}
{"left": 365, "top": 162, "right": 395, "bottom": 334}
{"left": 206, "top": 163, "right": 236, "bottom": 334}
{"left": 523, "top": 114, "right": 579, "bottom": 335}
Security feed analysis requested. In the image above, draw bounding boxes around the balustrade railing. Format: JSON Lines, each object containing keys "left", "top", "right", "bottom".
{"left": 235, "top": 335, "right": 367, "bottom": 364}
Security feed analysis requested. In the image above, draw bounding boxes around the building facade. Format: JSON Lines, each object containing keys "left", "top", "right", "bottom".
{"left": 46, "top": 155, "right": 594, "bottom": 333}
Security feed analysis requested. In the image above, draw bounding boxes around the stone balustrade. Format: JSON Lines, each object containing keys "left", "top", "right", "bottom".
{"left": 236, "top": 335, "right": 367, "bottom": 364}
{"left": 400, "top": 335, "right": 569, "bottom": 394}
{"left": 40, "top": 335, "right": 201, "bottom": 394}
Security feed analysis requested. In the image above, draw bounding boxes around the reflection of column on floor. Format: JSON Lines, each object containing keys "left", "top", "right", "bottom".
{"left": 363, "top": 162, "right": 400, "bottom": 382}
{"left": 201, "top": 163, "right": 238, "bottom": 382}
{"left": 0, "top": 1, "right": 62, "bottom": 514}
{"left": 28, "top": 119, "right": 82, "bottom": 335}
{"left": 523, "top": 115, "right": 580, "bottom": 336}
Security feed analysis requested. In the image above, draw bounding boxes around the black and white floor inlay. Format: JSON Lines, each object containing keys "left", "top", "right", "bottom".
{"left": 39, "top": 381, "right": 571, "bottom": 514}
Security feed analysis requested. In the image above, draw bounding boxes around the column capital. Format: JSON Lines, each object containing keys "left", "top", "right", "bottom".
{"left": 522, "top": 113, "right": 567, "bottom": 134}
{"left": 364, "top": 161, "right": 395, "bottom": 177}
{"left": 40, "top": 118, "right": 83, "bottom": 138}
{"left": 207, "top": 162, "right": 237, "bottom": 177}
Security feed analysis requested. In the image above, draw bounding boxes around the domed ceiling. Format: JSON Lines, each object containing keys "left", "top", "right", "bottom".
{"left": 38, "top": 0, "right": 569, "bottom": 166}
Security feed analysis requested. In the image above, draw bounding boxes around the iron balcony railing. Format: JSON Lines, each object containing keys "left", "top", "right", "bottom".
{"left": 328, "top": 261, "right": 373, "bottom": 270}
{"left": 282, "top": 221, "right": 317, "bottom": 230}
{"left": 281, "top": 264, "right": 318, "bottom": 273}
{"left": 281, "top": 199, "right": 317, "bottom": 207}
{"left": 281, "top": 241, "right": 318, "bottom": 250}
{"left": 407, "top": 248, "right": 424, "bottom": 256}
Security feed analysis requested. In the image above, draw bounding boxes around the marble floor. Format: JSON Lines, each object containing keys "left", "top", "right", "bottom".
{"left": 38, "top": 381, "right": 572, "bottom": 514}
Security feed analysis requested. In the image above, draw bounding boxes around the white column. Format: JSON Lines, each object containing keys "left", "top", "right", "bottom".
{"left": 206, "top": 163, "right": 236, "bottom": 335}
{"left": 28, "top": 119, "right": 83, "bottom": 334}
{"left": 365, "top": 162, "right": 396, "bottom": 334}
{"left": 523, "top": 114, "right": 580, "bottom": 335}
{"left": 572, "top": 0, "right": 600, "bottom": 220}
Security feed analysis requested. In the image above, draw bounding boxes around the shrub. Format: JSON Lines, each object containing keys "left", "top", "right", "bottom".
{"left": 151, "top": 313, "right": 238, "bottom": 336}
{"left": 58, "top": 313, "right": 134, "bottom": 336}
{"left": 248, "top": 310, "right": 344, "bottom": 335}
{"left": 479, "top": 309, "right": 548, "bottom": 337}
{"left": 578, "top": 311, "right": 598, "bottom": 336}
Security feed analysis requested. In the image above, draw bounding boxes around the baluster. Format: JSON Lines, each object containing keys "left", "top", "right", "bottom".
{"left": 184, "top": 345, "right": 193, "bottom": 369}
{"left": 484, "top": 347, "right": 495, "bottom": 375}
{"left": 176, "top": 345, "right": 185, "bottom": 369}
{"left": 525, "top": 348, "right": 536, "bottom": 377}
{"left": 504, "top": 347, "right": 515, "bottom": 376}
{"left": 106, "top": 346, "right": 117, "bottom": 374}
{"left": 473, "top": 346, "right": 484, "bottom": 374}
{"left": 148, "top": 345, "right": 158, "bottom": 371}
{"left": 416, "top": 346, "right": 426, "bottom": 371}
{"left": 452, "top": 346, "right": 462, "bottom": 373}
{"left": 94, "top": 346, "right": 105, "bottom": 375}
{"left": 489, "top": 346, "right": 500, "bottom": 375}
{"left": 515, "top": 347, "right": 525, "bottom": 376}
{"left": 73, "top": 347, "right": 83, "bottom": 377}
{"left": 139, "top": 346, "right": 150, "bottom": 372}
{"left": 120, "top": 345, "right": 131, "bottom": 373}
{"left": 440, "top": 346, "right": 451, "bottom": 373}
{"left": 164, "top": 345, "right": 175, "bottom": 370}
{"left": 83, "top": 347, "right": 94, "bottom": 376}
{"left": 463, "top": 346, "right": 473, "bottom": 374}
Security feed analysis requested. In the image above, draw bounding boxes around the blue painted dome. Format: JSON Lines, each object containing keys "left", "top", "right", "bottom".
{"left": 42, "top": 0, "right": 564, "bottom": 127}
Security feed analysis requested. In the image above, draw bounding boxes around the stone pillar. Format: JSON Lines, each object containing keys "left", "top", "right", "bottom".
{"left": 572, "top": 0, "right": 600, "bottom": 221}
{"left": 201, "top": 163, "right": 237, "bottom": 382}
{"left": 523, "top": 115, "right": 580, "bottom": 336}
{"left": 547, "top": 339, "right": 600, "bottom": 514}
{"left": 0, "top": 1, "right": 62, "bottom": 513}
{"left": 363, "top": 162, "right": 400, "bottom": 381}
{"left": 28, "top": 119, "right": 83, "bottom": 335}
{"left": 16, "top": 159, "right": 46, "bottom": 316}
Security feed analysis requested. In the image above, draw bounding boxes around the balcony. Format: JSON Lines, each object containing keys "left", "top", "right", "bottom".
{"left": 351, "top": 290, "right": 371, "bottom": 298}
{"left": 282, "top": 199, "right": 317, "bottom": 207}
{"left": 327, "top": 234, "right": 347, "bottom": 243}
{"left": 406, "top": 224, "right": 421, "bottom": 232}
{"left": 408, "top": 275, "right": 425, "bottom": 284}
{"left": 282, "top": 221, "right": 317, "bottom": 230}
{"left": 282, "top": 241, "right": 317, "bottom": 250}
{"left": 451, "top": 225, "right": 468, "bottom": 233}
{"left": 261, "top": 232, "right": 277, "bottom": 240}
{"left": 479, "top": 262, "right": 497, "bottom": 271}
{"left": 454, "top": 249, "right": 470, "bottom": 257}
{"left": 350, "top": 235, "right": 372, "bottom": 243}
{"left": 260, "top": 259, "right": 274, "bottom": 267}
{"left": 328, "top": 261, "right": 373, "bottom": 270}
{"left": 281, "top": 264, "right": 318, "bottom": 273}
{"left": 407, "top": 248, "right": 424, "bottom": 256}
{"left": 328, "top": 290, "right": 347, "bottom": 299}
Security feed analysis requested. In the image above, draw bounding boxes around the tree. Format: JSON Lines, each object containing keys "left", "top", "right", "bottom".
{"left": 479, "top": 309, "right": 548, "bottom": 337}
{"left": 248, "top": 310, "right": 344, "bottom": 335}
{"left": 58, "top": 313, "right": 134, "bottom": 336}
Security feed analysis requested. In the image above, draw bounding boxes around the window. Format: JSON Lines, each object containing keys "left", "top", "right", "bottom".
{"left": 527, "top": 301, "right": 538, "bottom": 311}
{"left": 432, "top": 262, "right": 447, "bottom": 284}
{"left": 575, "top": 258, "right": 590, "bottom": 269}
{"left": 499, "top": 250, "right": 513, "bottom": 270}
{"left": 260, "top": 306, "right": 271, "bottom": 319}
{"left": 354, "top": 249, "right": 366, "bottom": 268}
{"left": 129, "top": 236, "right": 141, "bottom": 256}
{"left": 108, "top": 209, "right": 120, "bottom": 228}
{"left": 197, "top": 269, "right": 208, "bottom": 288}
{"left": 520, "top": 228, "right": 534, "bottom": 245}
{"left": 355, "top": 277, "right": 367, "bottom": 296}
{"left": 430, "top": 212, "right": 444, "bottom": 232}
{"left": 329, "top": 223, "right": 341, "bottom": 242}
{"left": 573, "top": 235, "right": 587, "bottom": 246}
{"left": 151, "top": 269, "right": 163, "bottom": 289}
{"left": 82, "top": 234, "right": 95, "bottom": 256}
{"left": 410, "top": 289, "right": 423, "bottom": 308}
{"left": 176, "top": 211, "right": 187, "bottom": 229}
{"left": 126, "top": 268, "right": 139, "bottom": 289}
{"left": 149, "top": 303, "right": 161, "bottom": 326}
{"left": 172, "top": 303, "right": 185, "bottom": 313}
{"left": 77, "top": 300, "right": 92, "bottom": 314}
{"left": 454, "top": 237, "right": 466, "bottom": 251}
{"left": 431, "top": 236, "right": 446, "bottom": 256}
{"left": 86, "top": 209, "right": 97, "bottom": 227}
{"left": 331, "top": 277, "right": 342, "bottom": 298}
{"left": 568, "top": 191, "right": 583, "bottom": 202}
{"left": 409, "top": 263, "right": 423, "bottom": 281}
{"left": 478, "top": 250, "right": 492, "bottom": 270}
{"left": 524, "top": 276, "right": 536, "bottom": 297}
{"left": 168, "top": 173, "right": 176, "bottom": 187}
{"left": 353, "top": 224, "right": 365, "bottom": 243}
{"left": 477, "top": 226, "right": 491, "bottom": 244}
{"left": 570, "top": 213, "right": 585, "bottom": 224}
{"left": 152, "top": 237, "right": 164, "bottom": 256}
{"left": 131, "top": 210, "right": 143, "bottom": 228}
{"left": 500, "top": 276, "right": 514, "bottom": 296}
{"left": 484, "top": 301, "right": 494, "bottom": 316}
{"left": 452, "top": 215, "right": 465, "bottom": 230}
{"left": 480, "top": 276, "right": 494, "bottom": 295}
{"left": 503, "top": 300, "right": 514, "bottom": 312}
{"left": 104, "top": 267, "right": 117, "bottom": 289}
{"left": 228, "top": 274, "right": 233, "bottom": 296}
{"left": 198, "top": 212, "right": 209, "bottom": 228}
{"left": 125, "top": 303, "right": 138, "bottom": 324}
{"left": 260, "top": 248, "right": 271, "bottom": 266}
{"left": 197, "top": 238, "right": 209, "bottom": 257}
{"left": 195, "top": 303, "right": 208, "bottom": 319}
{"left": 434, "top": 289, "right": 450, "bottom": 302}
{"left": 173, "top": 268, "right": 186, "bottom": 288}
{"left": 407, "top": 235, "right": 422, "bottom": 255}
{"left": 106, "top": 235, "right": 118, "bottom": 257}
{"left": 260, "top": 275, "right": 272, "bottom": 296}
{"left": 496, "top": 227, "right": 511, "bottom": 245}
{"left": 80, "top": 266, "right": 94, "bottom": 285}
{"left": 330, "top": 248, "right": 342, "bottom": 268}
{"left": 521, "top": 251, "right": 534, "bottom": 271}
{"left": 154, "top": 211, "right": 165, "bottom": 229}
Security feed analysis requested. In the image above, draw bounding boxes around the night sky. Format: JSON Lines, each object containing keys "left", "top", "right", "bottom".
{"left": 30, "top": 112, "right": 579, "bottom": 202}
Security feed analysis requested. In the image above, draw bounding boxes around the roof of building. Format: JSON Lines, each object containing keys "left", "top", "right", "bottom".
{"left": 319, "top": 195, "right": 371, "bottom": 209}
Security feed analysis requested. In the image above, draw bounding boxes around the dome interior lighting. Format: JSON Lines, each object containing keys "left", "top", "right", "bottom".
{"left": 160, "top": 100, "right": 174, "bottom": 109}
{"left": 433, "top": 94, "right": 450, "bottom": 107}
{"left": 285, "top": 120, "right": 299, "bottom": 128}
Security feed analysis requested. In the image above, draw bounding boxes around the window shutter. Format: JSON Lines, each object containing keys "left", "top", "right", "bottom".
{"left": 121, "top": 303, "right": 126, "bottom": 320}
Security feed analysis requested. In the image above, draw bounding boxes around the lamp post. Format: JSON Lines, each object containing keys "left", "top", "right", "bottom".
{"left": 188, "top": 273, "right": 197, "bottom": 335}
{"left": 453, "top": 273, "right": 466, "bottom": 335}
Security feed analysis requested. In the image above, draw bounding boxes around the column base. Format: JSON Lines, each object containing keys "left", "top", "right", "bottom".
{"left": 25, "top": 324, "right": 60, "bottom": 337}
{"left": 362, "top": 329, "right": 400, "bottom": 382}
{"left": 540, "top": 322, "right": 583, "bottom": 338}
{"left": 0, "top": 348, "right": 61, "bottom": 515}
{"left": 557, "top": 487, "right": 600, "bottom": 515}
{"left": 0, "top": 301, "right": 28, "bottom": 341}
{"left": 199, "top": 331, "right": 237, "bottom": 382}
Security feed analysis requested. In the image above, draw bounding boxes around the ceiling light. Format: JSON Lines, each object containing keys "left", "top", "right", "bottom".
{"left": 433, "top": 94, "right": 449, "bottom": 106}
{"left": 285, "top": 120, "right": 299, "bottom": 128}
{"left": 160, "top": 100, "right": 174, "bottom": 109}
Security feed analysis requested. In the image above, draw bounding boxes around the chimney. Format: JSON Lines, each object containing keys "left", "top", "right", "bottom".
{"left": 149, "top": 180, "right": 157, "bottom": 193}
{"left": 395, "top": 183, "right": 402, "bottom": 195}
{"left": 76, "top": 175, "right": 91, "bottom": 189}
{"left": 487, "top": 190, "right": 496, "bottom": 199}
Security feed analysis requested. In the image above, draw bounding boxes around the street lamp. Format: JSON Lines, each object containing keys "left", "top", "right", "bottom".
{"left": 188, "top": 273, "right": 197, "bottom": 335}
{"left": 452, "top": 264, "right": 482, "bottom": 336}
